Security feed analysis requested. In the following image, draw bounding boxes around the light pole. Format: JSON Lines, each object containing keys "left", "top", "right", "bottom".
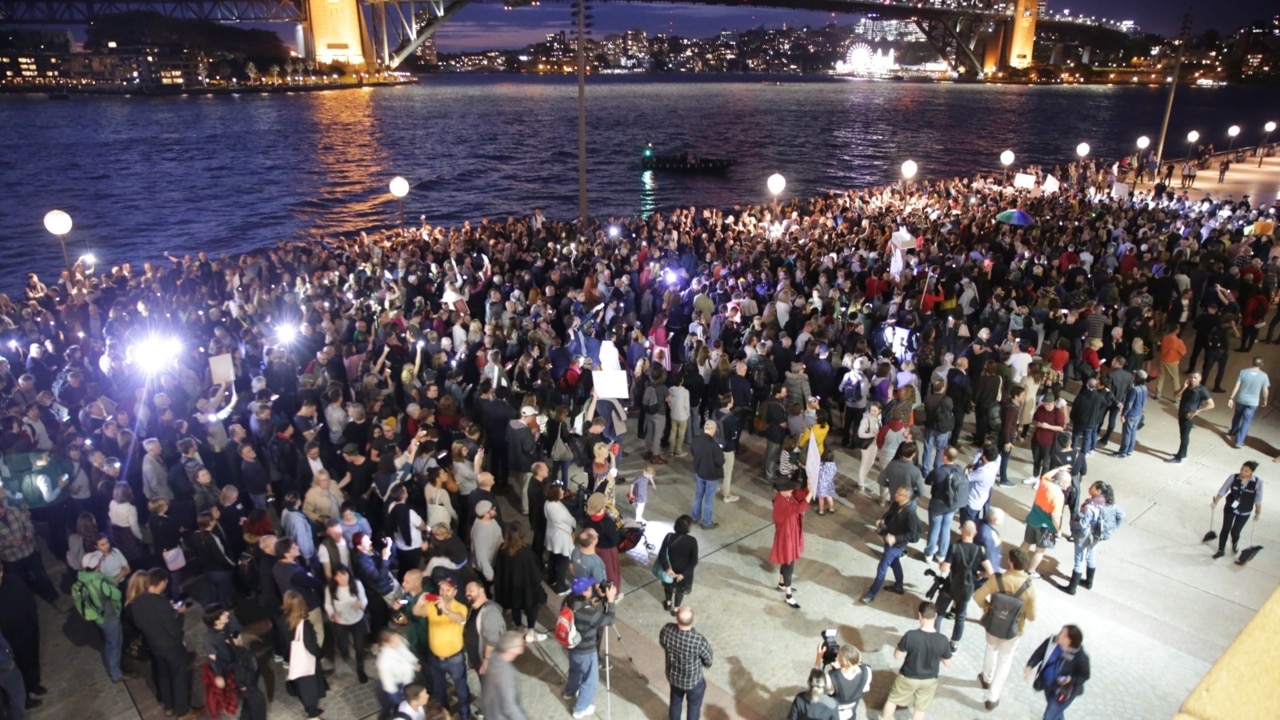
{"left": 1076, "top": 143, "right": 1090, "bottom": 160}
{"left": 1186, "top": 130, "right": 1199, "bottom": 162}
{"left": 1137, "top": 136, "right": 1150, "bottom": 182}
{"left": 1000, "top": 150, "right": 1014, "bottom": 184}
{"left": 1227, "top": 125, "right": 1240, "bottom": 152}
{"left": 901, "top": 160, "right": 917, "bottom": 191}
{"left": 43, "top": 209, "right": 72, "bottom": 270}
{"left": 388, "top": 176, "right": 409, "bottom": 230}
{"left": 1261, "top": 121, "right": 1276, "bottom": 168}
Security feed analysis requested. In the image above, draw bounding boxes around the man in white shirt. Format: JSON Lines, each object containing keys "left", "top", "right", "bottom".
{"left": 394, "top": 682, "right": 430, "bottom": 720}
{"left": 1007, "top": 345, "right": 1033, "bottom": 384}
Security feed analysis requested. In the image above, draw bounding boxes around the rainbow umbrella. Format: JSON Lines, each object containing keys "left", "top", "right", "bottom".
{"left": 996, "top": 209, "right": 1036, "bottom": 226}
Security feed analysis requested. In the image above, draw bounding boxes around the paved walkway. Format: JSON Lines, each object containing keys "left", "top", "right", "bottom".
{"left": 1138, "top": 152, "right": 1280, "bottom": 206}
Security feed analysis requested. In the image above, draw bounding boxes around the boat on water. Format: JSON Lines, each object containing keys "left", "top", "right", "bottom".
{"left": 641, "top": 146, "right": 736, "bottom": 174}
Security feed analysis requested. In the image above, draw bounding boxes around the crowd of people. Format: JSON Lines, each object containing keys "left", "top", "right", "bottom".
{"left": 0, "top": 148, "right": 1275, "bottom": 720}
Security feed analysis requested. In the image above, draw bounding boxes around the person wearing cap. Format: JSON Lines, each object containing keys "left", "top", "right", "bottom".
{"left": 74, "top": 551, "right": 124, "bottom": 683}
{"left": 508, "top": 406, "right": 541, "bottom": 516}
{"left": 419, "top": 577, "right": 472, "bottom": 720}
{"left": 1115, "top": 370, "right": 1149, "bottom": 458}
{"left": 562, "top": 576, "right": 618, "bottom": 719}
{"left": 471, "top": 500, "right": 503, "bottom": 584}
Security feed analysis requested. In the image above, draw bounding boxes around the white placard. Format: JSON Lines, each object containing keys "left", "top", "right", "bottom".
{"left": 592, "top": 370, "right": 630, "bottom": 400}
{"left": 209, "top": 354, "right": 235, "bottom": 385}
{"left": 1013, "top": 173, "right": 1036, "bottom": 189}
{"left": 1112, "top": 182, "right": 1131, "bottom": 200}
{"left": 1043, "top": 175, "right": 1061, "bottom": 194}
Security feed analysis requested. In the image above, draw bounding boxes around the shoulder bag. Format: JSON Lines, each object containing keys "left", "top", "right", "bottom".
{"left": 650, "top": 534, "right": 676, "bottom": 584}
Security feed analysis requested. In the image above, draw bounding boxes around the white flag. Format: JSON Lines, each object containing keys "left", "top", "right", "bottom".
{"left": 805, "top": 431, "right": 821, "bottom": 497}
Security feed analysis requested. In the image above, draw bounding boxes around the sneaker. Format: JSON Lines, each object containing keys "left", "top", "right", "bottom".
{"left": 561, "top": 691, "right": 578, "bottom": 700}
{"left": 701, "top": 522, "right": 720, "bottom": 530}
{"left": 572, "top": 704, "right": 597, "bottom": 718}
{"left": 998, "top": 480, "right": 1016, "bottom": 488}
{"left": 673, "top": 452, "right": 689, "bottom": 458}
{"left": 885, "top": 586, "right": 905, "bottom": 595}
{"left": 1166, "top": 458, "right": 1183, "bottom": 464}
{"left": 859, "top": 594, "right": 874, "bottom": 604}
{"left": 614, "top": 592, "right": 625, "bottom": 604}
{"left": 977, "top": 672, "right": 991, "bottom": 690}
{"left": 1027, "top": 571, "right": 1041, "bottom": 579}
{"left": 775, "top": 582, "right": 788, "bottom": 592}
{"left": 723, "top": 494, "right": 740, "bottom": 503}
{"left": 785, "top": 595, "right": 800, "bottom": 609}
{"left": 950, "top": 641, "right": 959, "bottom": 652}
{"left": 1212, "top": 550, "right": 1225, "bottom": 559}
{"left": 1022, "top": 476, "right": 1038, "bottom": 486}
{"left": 525, "top": 630, "right": 548, "bottom": 643}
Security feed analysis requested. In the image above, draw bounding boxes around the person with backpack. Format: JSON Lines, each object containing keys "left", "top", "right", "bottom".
{"left": 921, "top": 378, "right": 954, "bottom": 472}
{"left": 839, "top": 357, "right": 869, "bottom": 449}
{"left": 73, "top": 552, "right": 125, "bottom": 682}
{"left": 558, "top": 576, "right": 618, "bottom": 719}
{"left": 935, "top": 521, "right": 994, "bottom": 652}
{"left": 1200, "top": 317, "right": 1233, "bottom": 393}
{"left": 1063, "top": 481, "right": 1124, "bottom": 594}
{"left": 641, "top": 366, "right": 670, "bottom": 465}
{"left": 971, "top": 547, "right": 1038, "bottom": 711}
{"left": 923, "top": 446, "right": 968, "bottom": 563}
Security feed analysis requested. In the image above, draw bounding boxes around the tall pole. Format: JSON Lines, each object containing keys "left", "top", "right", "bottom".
{"left": 575, "top": 0, "right": 589, "bottom": 223}
{"left": 1154, "top": 11, "right": 1193, "bottom": 167}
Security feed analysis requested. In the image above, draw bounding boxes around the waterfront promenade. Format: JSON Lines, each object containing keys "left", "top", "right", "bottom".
{"left": 20, "top": 167, "right": 1280, "bottom": 720}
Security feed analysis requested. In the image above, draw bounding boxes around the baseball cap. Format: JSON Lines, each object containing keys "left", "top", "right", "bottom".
{"left": 474, "top": 500, "right": 494, "bottom": 516}
{"left": 571, "top": 576, "right": 596, "bottom": 595}
{"left": 520, "top": 406, "right": 538, "bottom": 417}
{"left": 342, "top": 443, "right": 360, "bottom": 456}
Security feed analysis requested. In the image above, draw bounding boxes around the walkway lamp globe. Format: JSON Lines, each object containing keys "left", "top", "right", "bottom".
{"left": 388, "top": 176, "right": 409, "bottom": 229}
{"left": 999, "top": 150, "right": 1014, "bottom": 184}
{"left": 43, "top": 209, "right": 73, "bottom": 269}
{"left": 1185, "top": 130, "right": 1199, "bottom": 162}
{"left": 1136, "top": 136, "right": 1150, "bottom": 151}
{"left": 901, "top": 160, "right": 917, "bottom": 180}
{"left": 1076, "top": 143, "right": 1090, "bottom": 159}
{"left": 767, "top": 173, "right": 786, "bottom": 198}
{"left": 1262, "top": 122, "right": 1277, "bottom": 167}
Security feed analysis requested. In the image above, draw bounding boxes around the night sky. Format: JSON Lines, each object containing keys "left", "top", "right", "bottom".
{"left": 430, "top": 1, "right": 1271, "bottom": 52}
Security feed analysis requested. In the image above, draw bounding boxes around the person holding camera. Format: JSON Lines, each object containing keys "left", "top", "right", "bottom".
{"left": 562, "top": 576, "right": 618, "bottom": 719}
{"left": 1024, "top": 625, "right": 1090, "bottom": 720}
{"left": 814, "top": 643, "right": 871, "bottom": 720}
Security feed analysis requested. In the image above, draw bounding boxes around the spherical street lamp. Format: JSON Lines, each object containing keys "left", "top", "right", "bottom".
{"left": 999, "top": 150, "right": 1014, "bottom": 184}
{"left": 1186, "top": 130, "right": 1199, "bottom": 162}
{"left": 43, "top": 209, "right": 73, "bottom": 270}
{"left": 389, "top": 176, "right": 409, "bottom": 229}
{"left": 1136, "top": 136, "right": 1150, "bottom": 151}
{"left": 901, "top": 160, "right": 918, "bottom": 180}
{"left": 767, "top": 173, "right": 786, "bottom": 198}
{"left": 1076, "top": 143, "right": 1090, "bottom": 159}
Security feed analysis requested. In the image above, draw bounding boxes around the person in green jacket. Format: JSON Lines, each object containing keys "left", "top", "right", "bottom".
{"left": 74, "top": 554, "right": 124, "bottom": 682}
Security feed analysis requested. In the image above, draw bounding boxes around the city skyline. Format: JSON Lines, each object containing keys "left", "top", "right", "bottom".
{"left": 427, "top": 0, "right": 1266, "bottom": 52}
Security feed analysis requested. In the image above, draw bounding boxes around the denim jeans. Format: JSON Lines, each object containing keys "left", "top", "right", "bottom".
{"left": 924, "top": 510, "right": 956, "bottom": 560}
{"left": 565, "top": 649, "right": 599, "bottom": 714}
{"left": 669, "top": 677, "right": 707, "bottom": 720}
{"left": 866, "top": 544, "right": 905, "bottom": 598}
{"left": 692, "top": 476, "right": 720, "bottom": 527}
{"left": 764, "top": 441, "right": 782, "bottom": 481}
{"left": 999, "top": 447, "right": 1013, "bottom": 484}
{"left": 1118, "top": 416, "right": 1138, "bottom": 456}
{"left": 205, "top": 569, "right": 235, "bottom": 607}
{"left": 922, "top": 429, "right": 949, "bottom": 473}
{"left": 101, "top": 616, "right": 123, "bottom": 681}
{"left": 1229, "top": 403, "right": 1257, "bottom": 446}
{"left": 1042, "top": 689, "right": 1077, "bottom": 720}
{"left": 1072, "top": 427, "right": 1098, "bottom": 456}
{"left": 1073, "top": 541, "right": 1098, "bottom": 574}
{"left": 428, "top": 652, "right": 472, "bottom": 719}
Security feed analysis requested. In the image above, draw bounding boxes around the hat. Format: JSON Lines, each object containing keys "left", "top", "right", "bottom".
{"left": 474, "top": 500, "right": 494, "bottom": 517}
{"left": 586, "top": 493, "right": 607, "bottom": 516}
{"left": 342, "top": 443, "right": 360, "bottom": 456}
{"left": 1134, "top": 369, "right": 1148, "bottom": 381}
{"left": 437, "top": 578, "right": 457, "bottom": 589}
{"left": 520, "top": 406, "right": 538, "bottom": 417}
{"left": 571, "top": 576, "right": 596, "bottom": 595}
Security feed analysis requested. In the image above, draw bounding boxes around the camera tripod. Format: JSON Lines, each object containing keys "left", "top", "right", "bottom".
{"left": 602, "top": 620, "right": 644, "bottom": 720}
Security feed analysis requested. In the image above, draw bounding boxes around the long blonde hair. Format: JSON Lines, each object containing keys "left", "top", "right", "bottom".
{"left": 124, "top": 570, "right": 150, "bottom": 606}
{"left": 283, "top": 590, "right": 308, "bottom": 629}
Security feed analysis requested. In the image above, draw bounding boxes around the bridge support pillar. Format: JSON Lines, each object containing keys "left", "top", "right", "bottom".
{"left": 1008, "top": 0, "right": 1037, "bottom": 69}
{"left": 304, "top": 0, "right": 372, "bottom": 69}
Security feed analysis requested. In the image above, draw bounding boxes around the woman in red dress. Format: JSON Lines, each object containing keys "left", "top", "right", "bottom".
{"left": 769, "top": 479, "right": 811, "bottom": 609}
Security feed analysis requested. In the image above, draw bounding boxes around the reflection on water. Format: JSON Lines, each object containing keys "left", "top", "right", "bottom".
{"left": 0, "top": 76, "right": 1272, "bottom": 291}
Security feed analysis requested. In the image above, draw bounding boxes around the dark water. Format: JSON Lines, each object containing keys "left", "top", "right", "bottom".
{"left": 0, "top": 75, "right": 1270, "bottom": 287}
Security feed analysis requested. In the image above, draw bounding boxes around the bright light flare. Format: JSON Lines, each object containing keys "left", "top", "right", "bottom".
{"left": 133, "top": 337, "right": 181, "bottom": 374}
{"left": 277, "top": 324, "right": 298, "bottom": 343}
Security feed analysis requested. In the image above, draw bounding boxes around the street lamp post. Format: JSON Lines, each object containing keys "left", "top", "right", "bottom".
{"left": 767, "top": 173, "right": 786, "bottom": 204}
{"left": 1186, "top": 130, "right": 1200, "bottom": 162}
{"left": 43, "top": 209, "right": 72, "bottom": 270}
{"left": 901, "top": 160, "right": 917, "bottom": 190}
{"left": 1136, "top": 136, "right": 1150, "bottom": 182}
{"left": 1000, "top": 150, "right": 1014, "bottom": 184}
{"left": 1227, "top": 125, "right": 1240, "bottom": 152}
{"left": 1076, "top": 143, "right": 1090, "bottom": 160}
{"left": 1261, "top": 121, "right": 1276, "bottom": 168}
{"left": 388, "top": 176, "right": 409, "bottom": 230}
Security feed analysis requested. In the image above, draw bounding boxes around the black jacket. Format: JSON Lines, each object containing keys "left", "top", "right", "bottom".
{"left": 1070, "top": 388, "right": 1108, "bottom": 429}
{"left": 1027, "top": 637, "right": 1091, "bottom": 697}
{"left": 690, "top": 433, "right": 725, "bottom": 480}
{"left": 878, "top": 499, "right": 921, "bottom": 547}
{"left": 131, "top": 592, "right": 186, "bottom": 657}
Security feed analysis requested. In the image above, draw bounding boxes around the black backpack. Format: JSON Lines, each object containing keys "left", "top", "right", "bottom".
{"left": 1207, "top": 325, "right": 1229, "bottom": 350}
{"left": 929, "top": 398, "right": 956, "bottom": 434}
{"left": 981, "top": 574, "right": 1032, "bottom": 640}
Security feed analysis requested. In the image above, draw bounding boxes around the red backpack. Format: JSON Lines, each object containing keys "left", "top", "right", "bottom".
{"left": 554, "top": 604, "right": 581, "bottom": 649}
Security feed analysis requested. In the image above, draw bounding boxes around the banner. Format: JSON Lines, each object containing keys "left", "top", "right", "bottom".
{"left": 1112, "top": 182, "right": 1131, "bottom": 200}
{"left": 1013, "top": 173, "right": 1036, "bottom": 189}
{"left": 1043, "top": 175, "right": 1061, "bottom": 194}
{"left": 592, "top": 370, "right": 630, "bottom": 400}
{"left": 209, "top": 354, "right": 235, "bottom": 385}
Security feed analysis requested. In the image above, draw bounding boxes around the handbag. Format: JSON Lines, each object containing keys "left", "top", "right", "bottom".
{"left": 163, "top": 546, "right": 187, "bottom": 572}
{"left": 551, "top": 436, "right": 575, "bottom": 463}
{"left": 426, "top": 488, "right": 452, "bottom": 530}
{"left": 650, "top": 536, "right": 675, "bottom": 584}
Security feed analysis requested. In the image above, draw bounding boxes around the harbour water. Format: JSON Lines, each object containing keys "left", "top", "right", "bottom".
{"left": 0, "top": 74, "right": 1272, "bottom": 287}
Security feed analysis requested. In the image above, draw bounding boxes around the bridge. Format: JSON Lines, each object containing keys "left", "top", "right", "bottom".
{"left": 0, "top": 0, "right": 1123, "bottom": 76}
